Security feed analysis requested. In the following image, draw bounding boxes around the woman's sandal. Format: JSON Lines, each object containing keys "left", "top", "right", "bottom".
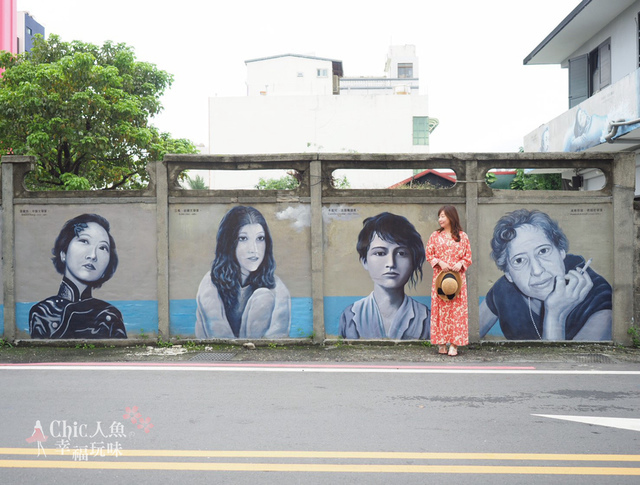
{"left": 448, "top": 345, "right": 458, "bottom": 357}
{"left": 438, "top": 345, "right": 448, "bottom": 354}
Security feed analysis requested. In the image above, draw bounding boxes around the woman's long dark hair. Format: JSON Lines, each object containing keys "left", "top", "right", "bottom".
{"left": 210, "top": 206, "right": 276, "bottom": 325}
{"left": 437, "top": 205, "right": 463, "bottom": 242}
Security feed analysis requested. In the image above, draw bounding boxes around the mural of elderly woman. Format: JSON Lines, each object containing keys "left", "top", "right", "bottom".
{"left": 339, "top": 212, "right": 430, "bottom": 340}
{"left": 29, "top": 213, "right": 126, "bottom": 339}
{"left": 479, "top": 209, "right": 612, "bottom": 341}
{"left": 195, "top": 206, "right": 291, "bottom": 339}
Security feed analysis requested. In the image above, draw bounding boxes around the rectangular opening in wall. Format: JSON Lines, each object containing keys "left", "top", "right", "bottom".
{"left": 179, "top": 169, "right": 301, "bottom": 190}
{"left": 487, "top": 168, "right": 605, "bottom": 191}
{"left": 332, "top": 169, "right": 456, "bottom": 190}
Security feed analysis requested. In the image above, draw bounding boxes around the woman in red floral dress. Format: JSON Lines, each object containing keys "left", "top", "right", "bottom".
{"left": 426, "top": 206, "right": 472, "bottom": 356}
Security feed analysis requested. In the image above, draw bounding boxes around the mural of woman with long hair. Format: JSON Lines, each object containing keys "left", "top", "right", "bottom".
{"left": 195, "top": 206, "right": 291, "bottom": 338}
{"left": 29, "top": 213, "right": 126, "bottom": 339}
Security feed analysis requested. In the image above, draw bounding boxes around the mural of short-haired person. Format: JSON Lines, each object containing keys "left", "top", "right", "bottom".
{"left": 479, "top": 209, "right": 612, "bottom": 341}
{"left": 339, "top": 212, "right": 430, "bottom": 340}
{"left": 195, "top": 206, "right": 291, "bottom": 339}
{"left": 29, "top": 213, "right": 126, "bottom": 339}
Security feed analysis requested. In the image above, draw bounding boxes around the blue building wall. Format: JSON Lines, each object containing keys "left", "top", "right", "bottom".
{"left": 22, "top": 13, "right": 44, "bottom": 52}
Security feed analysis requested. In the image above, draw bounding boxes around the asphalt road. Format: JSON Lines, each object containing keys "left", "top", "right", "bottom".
{"left": 1, "top": 343, "right": 639, "bottom": 484}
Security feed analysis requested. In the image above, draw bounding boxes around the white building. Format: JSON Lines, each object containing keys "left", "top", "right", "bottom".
{"left": 523, "top": 0, "right": 640, "bottom": 195}
{"left": 207, "top": 46, "right": 436, "bottom": 189}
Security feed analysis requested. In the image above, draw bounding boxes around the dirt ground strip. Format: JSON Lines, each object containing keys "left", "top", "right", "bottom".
{"left": 0, "top": 341, "right": 639, "bottom": 365}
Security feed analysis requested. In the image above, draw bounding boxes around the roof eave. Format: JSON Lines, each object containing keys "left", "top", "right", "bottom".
{"left": 523, "top": 0, "right": 592, "bottom": 66}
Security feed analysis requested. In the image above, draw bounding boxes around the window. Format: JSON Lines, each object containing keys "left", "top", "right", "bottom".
{"left": 317, "top": 68, "right": 328, "bottom": 77}
{"left": 413, "top": 117, "right": 429, "bottom": 145}
{"left": 26, "top": 27, "right": 33, "bottom": 35}
{"left": 398, "top": 63, "right": 413, "bottom": 78}
{"left": 568, "top": 39, "right": 611, "bottom": 108}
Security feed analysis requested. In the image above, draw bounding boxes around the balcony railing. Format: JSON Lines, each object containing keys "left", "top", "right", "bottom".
{"left": 339, "top": 77, "right": 419, "bottom": 93}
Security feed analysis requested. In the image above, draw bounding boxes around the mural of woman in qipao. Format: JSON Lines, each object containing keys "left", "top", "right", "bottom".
{"left": 339, "top": 212, "right": 430, "bottom": 340}
{"left": 479, "top": 209, "right": 612, "bottom": 341}
{"left": 195, "top": 206, "right": 291, "bottom": 339}
{"left": 29, "top": 213, "right": 127, "bottom": 339}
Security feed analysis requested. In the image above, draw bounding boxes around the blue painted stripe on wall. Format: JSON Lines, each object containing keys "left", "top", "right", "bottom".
{"left": 15, "top": 301, "right": 159, "bottom": 337}
{"left": 323, "top": 296, "right": 432, "bottom": 337}
{"left": 478, "top": 296, "right": 505, "bottom": 337}
{"left": 4, "top": 298, "right": 505, "bottom": 339}
{"left": 169, "top": 297, "right": 314, "bottom": 338}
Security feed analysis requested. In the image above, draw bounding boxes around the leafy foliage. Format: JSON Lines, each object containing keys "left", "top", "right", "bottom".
{"left": 485, "top": 172, "right": 497, "bottom": 185}
{"left": 186, "top": 174, "right": 207, "bottom": 190}
{"left": 255, "top": 172, "right": 301, "bottom": 190}
{"left": 0, "top": 35, "right": 197, "bottom": 190}
{"left": 510, "top": 169, "right": 562, "bottom": 190}
{"left": 254, "top": 172, "right": 351, "bottom": 190}
{"left": 332, "top": 174, "right": 351, "bottom": 189}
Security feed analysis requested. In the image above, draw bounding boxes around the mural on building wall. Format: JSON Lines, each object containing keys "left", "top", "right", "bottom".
{"left": 195, "top": 206, "right": 291, "bottom": 338}
{"left": 525, "top": 71, "right": 640, "bottom": 153}
{"left": 479, "top": 209, "right": 612, "bottom": 341}
{"left": 563, "top": 108, "right": 613, "bottom": 152}
{"left": 540, "top": 127, "right": 550, "bottom": 152}
{"left": 29, "top": 213, "right": 127, "bottom": 339}
{"left": 339, "top": 212, "right": 430, "bottom": 339}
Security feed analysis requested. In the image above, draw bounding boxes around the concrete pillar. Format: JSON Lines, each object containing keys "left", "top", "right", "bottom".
{"left": 465, "top": 160, "right": 480, "bottom": 342}
{"left": 612, "top": 153, "right": 636, "bottom": 344}
{"left": 309, "top": 158, "right": 324, "bottom": 343}
{"left": 155, "top": 160, "right": 170, "bottom": 338}
{"left": 1, "top": 155, "right": 34, "bottom": 340}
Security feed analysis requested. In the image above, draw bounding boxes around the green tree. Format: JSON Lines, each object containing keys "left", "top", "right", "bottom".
{"left": 255, "top": 172, "right": 351, "bottom": 189}
{"left": 0, "top": 35, "right": 197, "bottom": 190}
{"left": 510, "top": 168, "right": 562, "bottom": 190}
{"left": 332, "top": 174, "right": 351, "bottom": 189}
{"left": 186, "top": 174, "right": 207, "bottom": 190}
{"left": 255, "top": 172, "right": 301, "bottom": 190}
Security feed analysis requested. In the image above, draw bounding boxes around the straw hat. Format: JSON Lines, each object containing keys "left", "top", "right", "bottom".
{"left": 435, "top": 271, "right": 462, "bottom": 301}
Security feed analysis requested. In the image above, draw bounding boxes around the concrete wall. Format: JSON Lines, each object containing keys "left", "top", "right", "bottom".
{"left": 209, "top": 94, "right": 430, "bottom": 155}
{"left": 1, "top": 152, "right": 636, "bottom": 345}
{"left": 246, "top": 56, "right": 335, "bottom": 96}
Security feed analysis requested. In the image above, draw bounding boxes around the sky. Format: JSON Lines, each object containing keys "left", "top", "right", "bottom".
{"left": 15, "top": 0, "right": 580, "bottom": 154}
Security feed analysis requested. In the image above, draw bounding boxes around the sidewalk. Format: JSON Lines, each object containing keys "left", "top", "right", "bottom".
{"left": 1, "top": 341, "right": 639, "bottom": 365}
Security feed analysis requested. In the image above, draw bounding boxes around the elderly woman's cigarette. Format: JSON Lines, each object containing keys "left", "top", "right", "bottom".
{"left": 580, "top": 258, "right": 593, "bottom": 274}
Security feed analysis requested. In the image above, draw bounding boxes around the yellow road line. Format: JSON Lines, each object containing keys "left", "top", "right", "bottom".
{"left": 0, "top": 448, "right": 640, "bottom": 462}
{"left": 2, "top": 448, "right": 640, "bottom": 461}
{"left": 0, "top": 460, "right": 639, "bottom": 474}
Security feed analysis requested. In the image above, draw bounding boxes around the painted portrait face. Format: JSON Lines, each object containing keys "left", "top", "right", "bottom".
{"left": 577, "top": 108, "right": 588, "bottom": 130}
{"left": 362, "top": 234, "right": 413, "bottom": 290}
{"left": 504, "top": 224, "right": 566, "bottom": 301}
{"left": 235, "top": 223, "right": 266, "bottom": 279}
{"left": 438, "top": 211, "right": 450, "bottom": 230}
{"left": 62, "top": 222, "right": 111, "bottom": 286}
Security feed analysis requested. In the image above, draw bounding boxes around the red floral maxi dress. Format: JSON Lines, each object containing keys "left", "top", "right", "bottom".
{"left": 426, "top": 230, "right": 472, "bottom": 346}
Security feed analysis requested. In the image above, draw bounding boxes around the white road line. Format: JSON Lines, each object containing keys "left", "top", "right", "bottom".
{"left": 1, "top": 364, "right": 640, "bottom": 375}
{"left": 533, "top": 415, "right": 640, "bottom": 432}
